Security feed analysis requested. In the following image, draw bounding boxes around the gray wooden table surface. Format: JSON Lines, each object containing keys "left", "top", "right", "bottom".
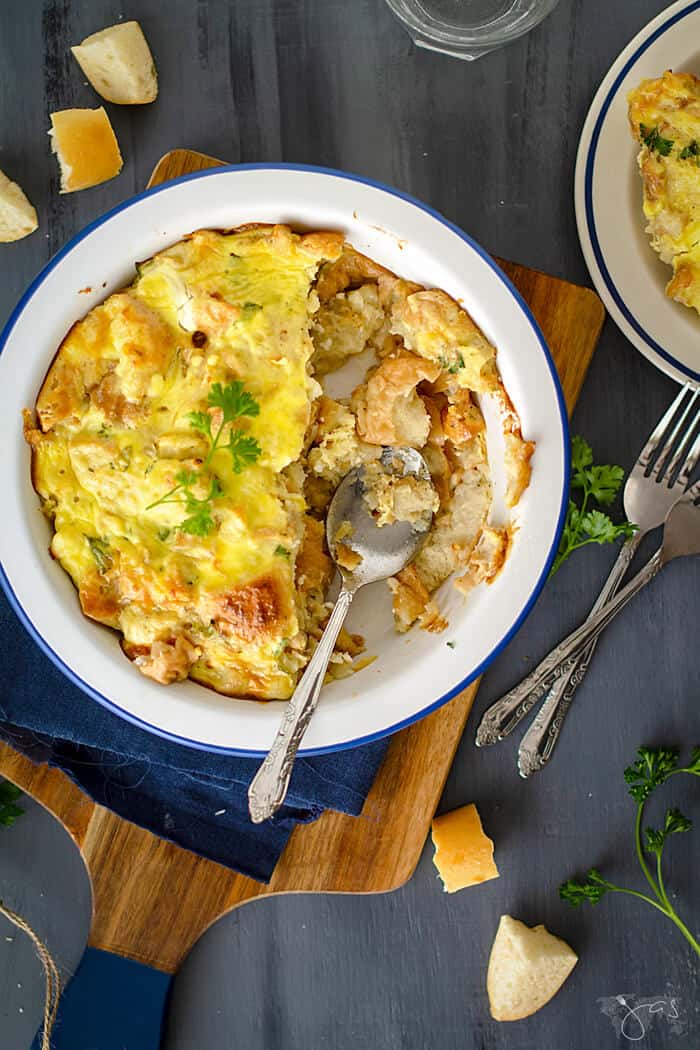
{"left": 1, "top": 1, "right": 698, "bottom": 1048}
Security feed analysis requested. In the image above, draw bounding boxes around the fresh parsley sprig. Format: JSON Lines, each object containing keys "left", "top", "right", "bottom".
{"left": 147, "top": 381, "right": 261, "bottom": 537}
{"left": 550, "top": 435, "right": 637, "bottom": 575}
{"left": 637, "top": 124, "right": 700, "bottom": 163}
{"left": 146, "top": 470, "right": 224, "bottom": 537}
{"left": 226, "top": 429, "right": 263, "bottom": 474}
{"left": 679, "top": 139, "right": 700, "bottom": 161}
{"left": 560, "top": 746, "right": 700, "bottom": 957}
{"left": 0, "top": 781, "right": 23, "bottom": 828}
{"left": 189, "top": 380, "right": 261, "bottom": 471}
{"left": 640, "top": 123, "right": 674, "bottom": 157}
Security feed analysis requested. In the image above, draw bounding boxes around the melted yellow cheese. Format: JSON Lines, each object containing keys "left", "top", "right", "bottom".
{"left": 29, "top": 225, "right": 342, "bottom": 698}
{"left": 628, "top": 71, "right": 700, "bottom": 313}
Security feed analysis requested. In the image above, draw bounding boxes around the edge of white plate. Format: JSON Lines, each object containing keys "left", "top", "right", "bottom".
{"left": 574, "top": 0, "right": 700, "bottom": 387}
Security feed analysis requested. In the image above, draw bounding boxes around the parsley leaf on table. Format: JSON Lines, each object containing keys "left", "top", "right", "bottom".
{"left": 623, "top": 746, "right": 681, "bottom": 801}
{"left": 577, "top": 464, "right": 625, "bottom": 506}
{"left": 550, "top": 435, "right": 637, "bottom": 575}
{"left": 559, "top": 868, "right": 611, "bottom": 905}
{"left": 560, "top": 746, "right": 700, "bottom": 958}
{"left": 580, "top": 509, "right": 628, "bottom": 544}
{"left": 0, "top": 781, "right": 23, "bottom": 828}
{"left": 644, "top": 808, "right": 692, "bottom": 853}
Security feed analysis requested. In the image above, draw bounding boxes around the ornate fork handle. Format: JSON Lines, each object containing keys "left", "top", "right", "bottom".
{"left": 518, "top": 534, "right": 641, "bottom": 776}
{"left": 476, "top": 542, "right": 660, "bottom": 748}
{"left": 248, "top": 587, "right": 355, "bottom": 824}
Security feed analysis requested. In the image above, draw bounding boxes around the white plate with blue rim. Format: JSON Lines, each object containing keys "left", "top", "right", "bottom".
{"left": 0, "top": 164, "right": 567, "bottom": 756}
{"left": 575, "top": 0, "right": 700, "bottom": 386}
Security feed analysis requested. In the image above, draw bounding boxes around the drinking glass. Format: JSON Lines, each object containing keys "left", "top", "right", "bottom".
{"left": 383, "top": 0, "right": 560, "bottom": 61}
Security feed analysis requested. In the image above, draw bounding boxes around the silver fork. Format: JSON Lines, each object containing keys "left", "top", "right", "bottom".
{"left": 475, "top": 383, "right": 700, "bottom": 753}
{"left": 517, "top": 384, "right": 700, "bottom": 776}
{"left": 500, "top": 481, "right": 700, "bottom": 719}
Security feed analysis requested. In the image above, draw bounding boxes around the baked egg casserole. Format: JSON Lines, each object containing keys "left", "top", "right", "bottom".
{"left": 628, "top": 70, "right": 700, "bottom": 313}
{"left": 24, "top": 224, "right": 534, "bottom": 700}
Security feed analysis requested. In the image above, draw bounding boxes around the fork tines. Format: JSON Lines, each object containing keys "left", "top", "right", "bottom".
{"left": 643, "top": 383, "right": 700, "bottom": 488}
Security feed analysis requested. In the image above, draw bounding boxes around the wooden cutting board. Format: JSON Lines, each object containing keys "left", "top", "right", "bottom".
{"left": 0, "top": 150, "right": 604, "bottom": 974}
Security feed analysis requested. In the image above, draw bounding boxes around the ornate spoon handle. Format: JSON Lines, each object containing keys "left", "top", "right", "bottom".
{"left": 248, "top": 587, "right": 355, "bottom": 824}
{"left": 518, "top": 534, "right": 641, "bottom": 777}
{"left": 476, "top": 544, "right": 661, "bottom": 748}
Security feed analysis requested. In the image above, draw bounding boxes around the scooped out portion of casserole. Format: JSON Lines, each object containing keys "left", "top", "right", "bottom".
{"left": 24, "top": 224, "right": 534, "bottom": 700}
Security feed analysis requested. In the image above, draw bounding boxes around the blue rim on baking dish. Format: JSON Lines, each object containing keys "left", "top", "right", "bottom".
{"left": 0, "top": 163, "right": 569, "bottom": 757}
{"left": 576, "top": 0, "right": 700, "bottom": 386}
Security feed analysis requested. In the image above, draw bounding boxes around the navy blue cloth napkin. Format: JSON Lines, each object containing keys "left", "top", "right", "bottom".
{"left": 0, "top": 592, "right": 388, "bottom": 883}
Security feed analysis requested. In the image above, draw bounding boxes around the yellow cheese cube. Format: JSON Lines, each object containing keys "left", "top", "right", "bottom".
{"left": 49, "top": 108, "right": 123, "bottom": 193}
{"left": 431, "top": 802, "right": 499, "bottom": 892}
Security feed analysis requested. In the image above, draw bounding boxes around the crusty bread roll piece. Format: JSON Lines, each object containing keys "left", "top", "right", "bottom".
{"left": 487, "top": 915, "right": 578, "bottom": 1021}
{"left": 49, "top": 108, "right": 123, "bottom": 193}
{"left": 0, "top": 170, "right": 38, "bottom": 242}
{"left": 71, "top": 21, "right": 157, "bottom": 105}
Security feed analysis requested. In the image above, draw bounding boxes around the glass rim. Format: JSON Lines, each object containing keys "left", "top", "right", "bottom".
{"left": 383, "top": 0, "right": 560, "bottom": 49}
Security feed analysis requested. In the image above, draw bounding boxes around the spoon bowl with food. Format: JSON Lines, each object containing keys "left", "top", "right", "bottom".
{"left": 248, "top": 446, "right": 436, "bottom": 823}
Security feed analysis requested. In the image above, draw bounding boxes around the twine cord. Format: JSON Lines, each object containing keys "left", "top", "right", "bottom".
{"left": 0, "top": 899, "right": 61, "bottom": 1049}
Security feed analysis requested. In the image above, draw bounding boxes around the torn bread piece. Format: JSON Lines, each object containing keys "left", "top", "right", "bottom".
{"left": 49, "top": 108, "right": 123, "bottom": 192}
{"left": 387, "top": 436, "right": 491, "bottom": 633}
{"left": 390, "top": 288, "right": 500, "bottom": 393}
{"left": 492, "top": 383, "right": 535, "bottom": 508}
{"left": 309, "top": 244, "right": 534, "bottom": 638}
{"left": 431, "top": 803, "right": 499, "bottom": 892}
{"left": 0, "top": 170, "right": 38, "bottom": 242}
{"left": 487, "top": 916, "right": 578, "bottom": 1021}
{"left": 311, "top": 283, "right": 385, "bottom": 376}
{"left": 315, "top": 245, "right": 397, "bottom": 301}
{"left": 361, "top": 460, "right": 438, "bottom": 530}
{"left": 388, "top": 564, "right": 447, "bottom": 634}
{"left": 71, "top": 21, "right": 158, "bottom": 105}
{"left": 455, "top": 525, "right": 510, "bottom": 595}
{"left": 305, "top": 396, "right": 380, "bottom": 512}
{"left": 352, "top": 350, "right": 441, "bottom": 446}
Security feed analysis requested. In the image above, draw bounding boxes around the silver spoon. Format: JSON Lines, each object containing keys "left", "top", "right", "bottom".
{"left": 248, "top": 446, "right": 433, "bottom": 824}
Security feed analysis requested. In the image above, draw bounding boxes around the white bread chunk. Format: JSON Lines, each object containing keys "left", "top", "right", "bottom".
{"left": 487, "top": 915, "right": 578, "bottom": 1021}
{"left": 0, "top": 170, "right": 38, "bottom": 242}
{"left": 49, "top": 108, "right": 123, "bottom": 193}
{"left": 71, "top": 21, "right": 157, "bottom": 105}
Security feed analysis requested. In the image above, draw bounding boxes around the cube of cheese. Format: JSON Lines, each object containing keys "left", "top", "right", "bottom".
{"left": 49, "top": 108, "right": 123, "bottom": 193}
{"left": 71, "top": 21, "right": 158, "bottom": 105}
{"left": 431, "top": 802, "right": 499, "bottom": 892}
{"left": 487, "top": 915, "right": 578, "bottom": 1021}
{"left": 0, "top": 170, "right": 38, "bottom": 242}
